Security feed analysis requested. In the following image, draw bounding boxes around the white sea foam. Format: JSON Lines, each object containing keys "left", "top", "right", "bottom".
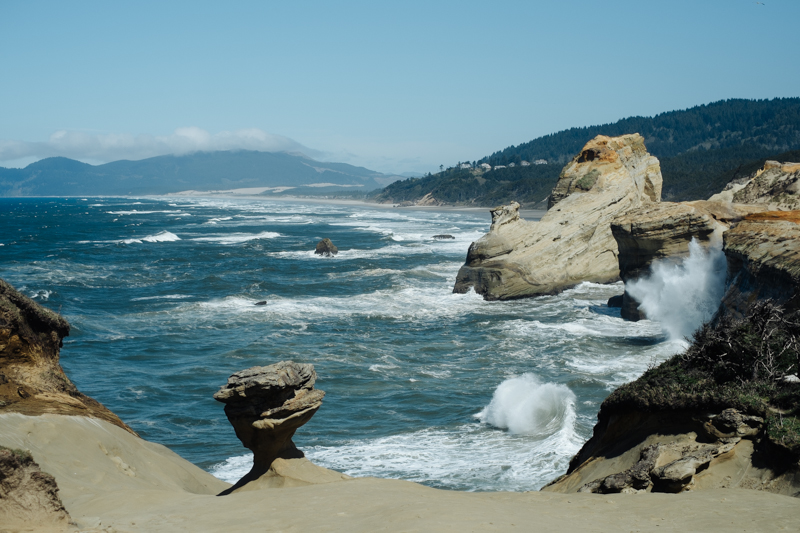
{"left": 476, "top": 374, "right": 576, "bottom": 437}
{"left": 626, "top": 238, "right": 727, "bottom": 340}
{"left": 121, "top": 231, "right": 181, "bottom": 244}
{"left": 190, "top": 231, "right": 281, "bottom": 244}
{"left": 131, "top": 294, "right": 193, "bottom": 301}
{"left": 107, "top": 210, "right": 182, "bottom": 215}
{"left": 212, "top": 418, "right": 583, "bottom": 492}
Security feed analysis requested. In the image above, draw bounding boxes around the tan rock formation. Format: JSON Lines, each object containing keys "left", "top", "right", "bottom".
{"left": 719, "top": 211, "right": 800, "bottom": 318}
{"left": 710, "top": 161, "right": 800, "bottom": 209}
{"left": 0, "top": 445, "right": 71, "bottom": 528}
{"left": 0, "top": 279, "right": 134, "bottom": 434}
{"left": 609, "top": 200, "right": 761, "bottom": 320}
{"left": 213, "top": 361, "right": 327, "bottom": 493}
{"left": 453, "top": 134, "right": 662, "bottom": 300}
{"left": 542, "top": 408, "right": 798, "bottom": 495}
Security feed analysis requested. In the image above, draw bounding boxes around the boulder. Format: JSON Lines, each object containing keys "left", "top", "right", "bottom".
{"left": 315, "top": 238, "right": 338, "bottom": 256}
{"left": 214, "top": 361, "right": 325, "bottom": 493}
{"left": 0, "top": 446, "right": 71, "bottom": 527}
{"left": 0, "top": 279, "right": 134, "bottom": 434}
{"left": 432, "top": 234, "right": 455, "bottom": 240}
{"left": 453, "top": 134, "right": 662, "bottom": 300}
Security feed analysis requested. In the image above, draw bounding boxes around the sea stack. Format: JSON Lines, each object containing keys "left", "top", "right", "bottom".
{"left": 454, "top": 134, "right": 662, "bottom": 300}
{"left": 214, "top": 361, "right": 325, "bottom": 491}
{"left": 315, "top": 238, "right": 338, "bottom": 256}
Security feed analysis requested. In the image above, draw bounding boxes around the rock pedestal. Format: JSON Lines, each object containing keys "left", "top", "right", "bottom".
{"left": 214, "top": 361, "right": 325, "bottom": 492}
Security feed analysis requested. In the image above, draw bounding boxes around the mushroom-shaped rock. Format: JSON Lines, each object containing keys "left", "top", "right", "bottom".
{"left": 314, "top": 238, "right": 338, "bottom": 256}
{"left": 213, "top": 361, "right": 324, "bottom": 489}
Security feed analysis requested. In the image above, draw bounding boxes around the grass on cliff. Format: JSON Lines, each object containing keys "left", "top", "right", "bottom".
{"left": 605, "top": 300, "right": 800, "bottom": 454}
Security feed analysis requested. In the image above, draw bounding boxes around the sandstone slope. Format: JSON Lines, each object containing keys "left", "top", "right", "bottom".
{"left": 454, "top": 134, "right": 662, "bottom": 300}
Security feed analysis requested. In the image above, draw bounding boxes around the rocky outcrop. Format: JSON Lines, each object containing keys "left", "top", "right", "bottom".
{"left": 544, "top": 238, "right": 800, "bottom": 497}
{"left": 718, "top": 211, "right": 800, "bottom": 318}
{"left": 315, "top": 238, "right": 338, "bottom": 256}
{"left": 214, "top": 361, "right": 327, "bottom": 493}
{"left": 453, "top": 134, "right": 662, "bottom": 300}
{"left": 0, "top": 279, "right": 134, "bottom": 434}
{"left": 0, "top": 445, "right": 71, "bottom": 527}
{"left": 543, "top": 408, "right": 794, "bottom": 495}
{"left": 609, "top": 200, "right": 762, "bottom": 320}
{"left": 710, "top": 161, "right": 800, "bottom": 210}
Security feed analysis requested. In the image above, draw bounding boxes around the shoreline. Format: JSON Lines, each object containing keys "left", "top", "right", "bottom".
{"left": 1, "top": 193, "right": 547, "bottom": 221}
{"left": 173, "top": 193, "right": 548, "bottom": 221}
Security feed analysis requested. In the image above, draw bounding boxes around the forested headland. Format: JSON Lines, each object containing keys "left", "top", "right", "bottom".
{"left": 372, "top": 98, "right": 800, "bottom": 206}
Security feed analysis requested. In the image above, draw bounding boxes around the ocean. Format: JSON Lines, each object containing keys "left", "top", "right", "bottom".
{"left": 0, "top": 196, "right": 694, "bottom": 492}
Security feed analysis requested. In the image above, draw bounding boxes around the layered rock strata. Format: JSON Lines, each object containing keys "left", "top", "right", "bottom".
{"left": 0, "top": 445, "right": 71, "bottom": 527}
{"left": 719, "top": 211, "right": 800, "bottom": 318}
{"left": 0, "top": 279, "right": 134, "bottom": 433}
{"left": 214, "top": 361, "right": 327, "bottom": 493}
{"left": 543, "top": 408, "right": 792, "bottom": 495}
{"left": 545, "top": 219, "right": 800, "bottom": 497}
{"left": 454, "top": 134, "right": 662, "bottom": 300}
{"left": 609, "top": 201, "right": 761, "bottom": 320}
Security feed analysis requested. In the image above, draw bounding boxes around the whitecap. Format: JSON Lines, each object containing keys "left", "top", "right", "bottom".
{"left": 190, "top": 231, "right": 281, "bottom": 244}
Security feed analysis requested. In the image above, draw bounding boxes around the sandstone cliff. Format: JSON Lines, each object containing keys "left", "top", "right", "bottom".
{"left": 453, "top": 134, "right": 662, "bottom": 300}
{"left": 610, "top": 201, "right": 762, "bottom": 320}
{"left": 718, "top": 211, "right": 800, "bottom": 318}
{"left": 0, "top": 279, "right": 133, "bottom": 433}
{"left": 544, "top": 215, "right": 800, "bottom": 496}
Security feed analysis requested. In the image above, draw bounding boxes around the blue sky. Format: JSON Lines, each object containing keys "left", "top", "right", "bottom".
{"left": 1, "top": 0, "right": 798, "bottom": 173}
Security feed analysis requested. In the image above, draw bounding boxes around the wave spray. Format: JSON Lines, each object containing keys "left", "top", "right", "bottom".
{"left": 626, "top": 238, "right": 727, "bottom": 341}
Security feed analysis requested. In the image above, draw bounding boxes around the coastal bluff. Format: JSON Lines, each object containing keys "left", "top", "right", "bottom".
{"left": 544, "top": 213, "right": 800, "bottom": 496}
{"left": 453, "top": 134, "right": 662, "bottom": 300}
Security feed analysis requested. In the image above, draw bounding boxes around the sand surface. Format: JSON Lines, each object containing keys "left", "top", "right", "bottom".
{"left": 1, "top": 413, "right": 799, "bottom": 532}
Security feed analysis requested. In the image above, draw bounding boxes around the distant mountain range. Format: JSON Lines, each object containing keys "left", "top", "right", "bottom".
{"left": 0, "top": 151, "right": 400, "bottom": 197}
{"left": 374, "top": 97, "right": 800, "bottom": 206}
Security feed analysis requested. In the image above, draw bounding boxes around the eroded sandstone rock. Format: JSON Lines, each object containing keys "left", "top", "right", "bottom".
{"left": 710, "top": 161, "right": 800, "bottom": 210}
{"left": 0, "top": 279, "right": 134, "bottom": 434}
{"left": 610, "top": 201, "right": 732, "bottom": 320}
{"left": 547, "top": 408, "right": 772, "bottom": 495}
{"left": 453, "top": 134, "right": 662, "bottom": 300}
{"left": 214, "top": 361, "right": 325, "bottom": 492}
{"left": 0, "top": 446, "right": 71, "bottom": 527}
{"left": 315, "top": 238, "right": 339, "bottom": 256}
{"left": 719, "top": 211, "right": 800, "bottom": 318}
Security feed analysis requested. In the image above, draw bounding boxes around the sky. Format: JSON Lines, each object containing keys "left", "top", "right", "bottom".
{"left": 1, "top": 0, "right": 799, "bottom": 174}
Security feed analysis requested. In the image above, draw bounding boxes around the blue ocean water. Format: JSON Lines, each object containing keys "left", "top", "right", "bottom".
{"left": 0, "top": 196, "right": 683, "bottom": 491}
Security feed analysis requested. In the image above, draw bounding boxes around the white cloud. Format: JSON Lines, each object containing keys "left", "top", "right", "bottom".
{"left": 0, "top": 127, "right": 321, "bottom": 164}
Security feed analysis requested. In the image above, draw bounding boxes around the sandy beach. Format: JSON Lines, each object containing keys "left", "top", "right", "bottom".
{"left": 2, "top": 413, "right": 799, "bottom": 532}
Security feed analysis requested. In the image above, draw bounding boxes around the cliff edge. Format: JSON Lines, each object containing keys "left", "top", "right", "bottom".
{"left": 544, "top": 214, "right": 800, "bottom": 496}
{"left": 0, "top": 279, "right": 133, "bottom": 433}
